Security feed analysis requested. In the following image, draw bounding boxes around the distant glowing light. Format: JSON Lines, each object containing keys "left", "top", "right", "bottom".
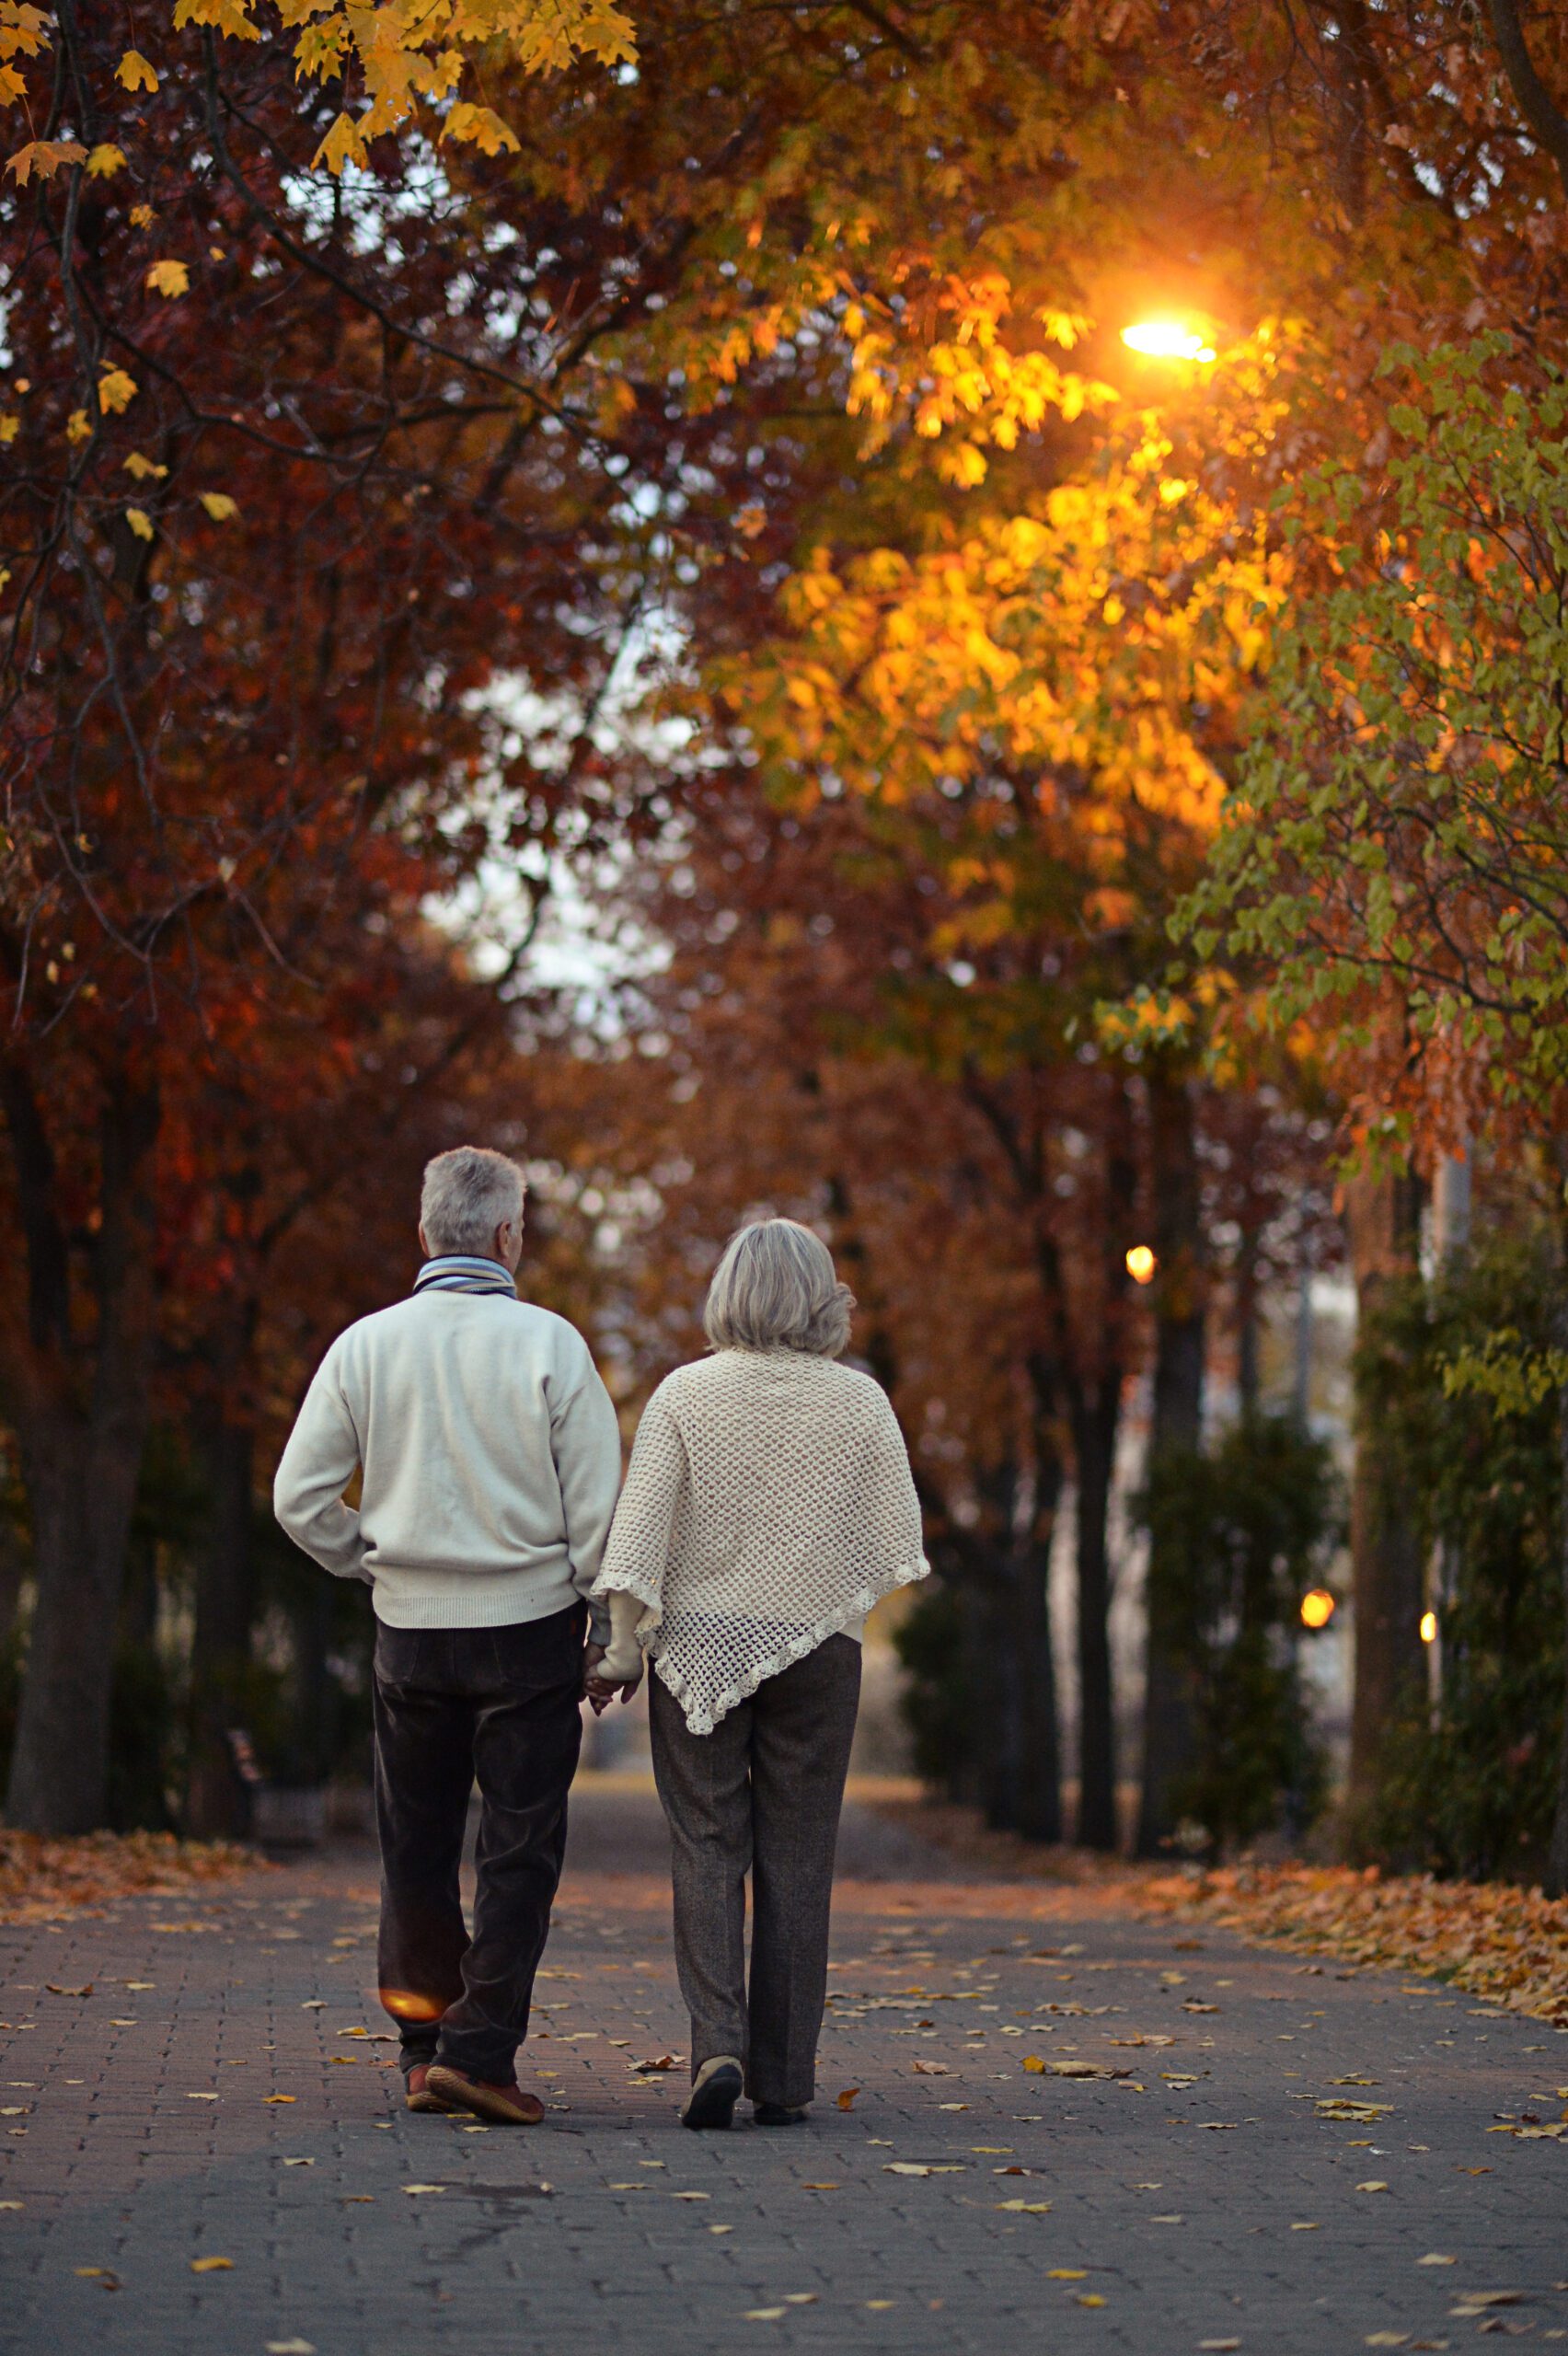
{"left": 1419, "top": 1610, "right": 1438, "bottom": 1645}
{"left": 1125, "top": 1244, "right": 1158, "bottom": 1285}
{"left": 1121, "top": 319, "right": 1216, "bottom": 363}
{"left": 1300, "top": 1588, "right": 1336, "bottom": 1631}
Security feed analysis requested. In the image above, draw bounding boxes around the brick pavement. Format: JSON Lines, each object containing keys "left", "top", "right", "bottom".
{"left": 1, "top": 1776, "right": 1565, "bottom": 2356}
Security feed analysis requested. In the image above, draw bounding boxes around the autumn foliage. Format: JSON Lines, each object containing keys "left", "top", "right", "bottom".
{"left": 1, "top": 0, "right": 1567, "bottom": 1912}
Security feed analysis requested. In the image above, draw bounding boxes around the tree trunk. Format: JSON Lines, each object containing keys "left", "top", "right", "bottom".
{"left": 1343, "top": 1162, "right": 1424, "bottom": 1837}
{"left": 1546, "top": 1327, "right": 1568, "bottom": 1899}
{"left": 186, "top": 1410, "right": 259, "bottom": 1839}
{"left": 1136, "top": 1067, "right": 1209, "bottom": 1859}
{"left": 1071, "top": 1383, "right": 1120, "bottom": 1848}
{"left": 3, "top": 1067, "right": 161, "bottom": 1833}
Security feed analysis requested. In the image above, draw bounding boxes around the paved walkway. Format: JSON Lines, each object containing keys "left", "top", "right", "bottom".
{"left": 2, "top": 1777, "right": 1565, "bottom": 2354}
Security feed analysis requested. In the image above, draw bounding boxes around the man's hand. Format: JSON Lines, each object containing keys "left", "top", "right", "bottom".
{"left": 584, "top": 1641, "right": 644, "bottom": 1716}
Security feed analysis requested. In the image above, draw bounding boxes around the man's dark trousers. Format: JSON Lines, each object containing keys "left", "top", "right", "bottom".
{"left": 373, "top": 1603, "right": 586, "bottom": 2085}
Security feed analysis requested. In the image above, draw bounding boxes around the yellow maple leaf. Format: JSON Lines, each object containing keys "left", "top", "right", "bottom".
{"left": 443, "top": 101, "right": 521, "bottom": 156}
{"left": 189, "top": 2255, "right": 233, "bottom": 2272}
{"left": 116, "top": 49, "right": 158, "bottom": 91}
{"left": 98, "top": 366, "right": 137, "bottom": 414}
{"left": 130, "top": 202, "right": 155, "bottom": 228}
{"left": 0, "top": 64, "right": 26, "bottom": 103}
{"left": 0, "top": 413, "right": 17, "bottom": 445}
{"left": 65, "top": 409, "right": 90, "bottom": 444}
{"left": 172, "top": 0, "right": 261, "bottom": 39}
{"left": 125, "top": 507, "right": 154, "bottom": 541}
{"left": 86, "top": 144, "right": 127, "bottom": 177}
{"left": 199, "top": 491, "right": 239, "bottom": 521}
{"left": 122, "top": 451, "right": 167, "bottom": 479}
{"left": 313, "top": 110, "right": 370, "bottom": 174}
{"left": 6, "top": 137, "right": 87, "bottom": 184}
{"left": 145, "top": 259, "right": 190, "bottom": 298}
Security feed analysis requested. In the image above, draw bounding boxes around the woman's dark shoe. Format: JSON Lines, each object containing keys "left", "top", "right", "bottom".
{"left": 752, "top": 2102, "right": 808, "bottom": 2127}
{"left": 681, "top": 2055, "right": 744, "bottom": 2130}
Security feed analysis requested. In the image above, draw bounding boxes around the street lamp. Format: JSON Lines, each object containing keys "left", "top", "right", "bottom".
{"left": 1125, "top": 1244, "right": 1157, "bottom": 1284}
{"left": 1299, "top": 1588, "right": 1336, "bottom": 1631}
{"left": 1120, "top": 318, "right": 1216, "bottom": 364}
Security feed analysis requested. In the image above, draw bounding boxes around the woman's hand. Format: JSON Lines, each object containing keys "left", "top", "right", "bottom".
{"left": 585, "top": 1642, "right": 644, "bottom": 1715}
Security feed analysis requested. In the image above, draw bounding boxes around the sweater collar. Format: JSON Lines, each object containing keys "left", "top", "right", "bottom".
{"left": 412, "top": 1253, "right": 518, "bottom": 1299}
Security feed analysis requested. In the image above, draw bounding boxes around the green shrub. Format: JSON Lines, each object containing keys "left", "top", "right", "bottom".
{"left": 1361, "top": 1232, "right": 1563, "bottom": 1881}
{"left": 1138, "top": 1413, "right": 1339, "bottom": 1856}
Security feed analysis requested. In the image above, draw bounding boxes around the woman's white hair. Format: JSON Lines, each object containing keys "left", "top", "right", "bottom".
{"left": 420, "top": 1146, "right": 525, "bottom": 1259}
{"left": 703, "top": 1218, "right": 855, "bottom": 1357}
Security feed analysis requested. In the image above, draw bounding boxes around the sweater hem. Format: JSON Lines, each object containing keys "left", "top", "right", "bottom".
{"left": 649, "top": 1555, "right": 928, "bottom": 1735}
{"left": 370, "top": 1577, "right": 589, "bottom": 1631}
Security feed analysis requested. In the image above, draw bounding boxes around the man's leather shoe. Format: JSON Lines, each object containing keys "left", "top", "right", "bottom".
{"left": 423, "top": 2064, "right": 545, "bottom": 2125}
{"left": 752, "top": 2101, "right": 808, "bottom": 2126}
{"left": 405, "top": 2063, "right": 455, "bottom": 2114}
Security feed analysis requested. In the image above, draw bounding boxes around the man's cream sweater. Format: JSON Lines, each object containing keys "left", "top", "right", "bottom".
{"left": 273, "top": 1289, "right": 621, "bottom": 1637}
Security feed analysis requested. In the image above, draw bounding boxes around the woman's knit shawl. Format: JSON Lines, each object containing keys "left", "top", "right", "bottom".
{"left": 593, "top": 1347, "right": 928, "bottom": 1734}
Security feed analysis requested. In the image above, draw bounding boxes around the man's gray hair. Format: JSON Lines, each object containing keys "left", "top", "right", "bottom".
{"left": 703, "top": 1218, "right": 855, "bottom": 1357}
{"left": 420, "top": 1146, "right": 525, "bottom": 1259}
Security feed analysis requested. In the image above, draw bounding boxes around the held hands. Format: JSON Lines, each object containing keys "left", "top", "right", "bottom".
{"left": 584, "top": 1639, "right": 644, "bottom": 1716}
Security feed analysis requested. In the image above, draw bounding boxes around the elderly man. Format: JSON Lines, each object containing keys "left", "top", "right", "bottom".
{"left": 274, "top": 1145, "right": 620, "bottom": 2125}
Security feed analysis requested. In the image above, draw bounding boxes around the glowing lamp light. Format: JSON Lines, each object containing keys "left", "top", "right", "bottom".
{"left": 1419, "top": 1610, "right": 1438, "bottom": 1645}
{"left": 1125, "top": 1244, "right": 1158, "bottom": 1285}
{"left": 1120, "top": 319, "right": 1216, "bottom": 364}
{"left": 1299, "top": 1588, "right": 1336, "bottom": 1631}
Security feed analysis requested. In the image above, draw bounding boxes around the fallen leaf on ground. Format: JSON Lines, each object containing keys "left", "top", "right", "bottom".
{"left": 1355, "top": 2180, "right": 1391, "bottom": 2193}
{"left": 44, "top": 1984, "right": 91, "bottom": 1997}
{"left": 783, "top": 2294, "right": 818, "bottom": 2304}
{"left": 281, "top": 2158, "right": 314, "bottom": 2167}
{"left": 190, "top": 2256, "right": 234, "bottom": 2272}
{"left": 882, "top": 2163, "right": 931, "bottom": 2177}
{"left": 262, "top": 2096, "right": 296, "bottom": 2105}
{"left": 1148, "top": 1864, "right": 1568, "bottom": 2027}
{"left": 1366, "top": 2337, "right": 1410, "bottom": 2349}
{"left": 185, "top": 2093, "right": 218, "bottom": 2102}
{"left": 997, "top": 2200, "right": 1052, "bottom": 2212}
{"left": 1291, "top": 2222, "right": 1320, "bottom": 2231}
{"left": 1022, "top": 2055, "right": 1046, "bottom": 2073}
{"left": 265, "top": 2342, "right": 317, "bottom": 2354}
{"left": 1199, "top": 2341, "right": 1241, "bottom": 2352}
{"left": 1418, "top": 2256, "right": 1457, "bottom": 2266}
{"left": 911, "top": 2061, "right": 949, "bottom": 2076}
{"left": 835, "top": 2087, "right": 859, "bottom": 2112}
{"left": 400, "top": 2184, "right": 446, "bottom": 2195}
{"left": 1046, "top": 2269, "right": 1087, "bottom": 2281}
{"left": 1077, "top": 2293, "right": 1106, "bottom": 2307}
{"left": 672, "top": 2191, "right": 709, "bottom": 2200}
{"left": 744, "top": 2309, "right": 787, "bottom": 2322}
{"left": 632, "top": 2054, "right": 682, "bottom": 2073}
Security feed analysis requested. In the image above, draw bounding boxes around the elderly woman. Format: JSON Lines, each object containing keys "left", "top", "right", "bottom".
{"left": 587, "top": 1218, "right": 927, "bottom": 2131}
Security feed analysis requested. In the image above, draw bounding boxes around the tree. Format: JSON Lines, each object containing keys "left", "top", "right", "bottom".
{"left": 1185, "top": 337, "right": 1568, "bottom": 1886}
{"left": 0, "top": 3, "right": 669, "bottom": 1829}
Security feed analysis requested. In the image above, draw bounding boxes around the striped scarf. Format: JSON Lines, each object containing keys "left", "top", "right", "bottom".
{"left": 412, "top": 1253, "right": 518, "bottom": 1299}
